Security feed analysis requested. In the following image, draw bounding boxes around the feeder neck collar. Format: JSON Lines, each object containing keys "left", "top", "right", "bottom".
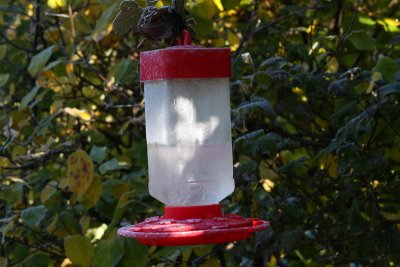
{"left": 163, "top": 204, "right": 223, "bottom": 220}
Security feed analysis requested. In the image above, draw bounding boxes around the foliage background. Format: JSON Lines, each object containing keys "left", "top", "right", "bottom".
{"left": 1, "top": 0, "right": 400, "bottom": 266}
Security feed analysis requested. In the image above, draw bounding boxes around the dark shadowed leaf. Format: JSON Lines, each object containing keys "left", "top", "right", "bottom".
{"left": 93, "top": 237, "right": 124, "bottom": 267}
{"left": 121, "top": 239, "right": 147, "bottom": 267}
{"left": 113, "top": 1, "right": 141, "bottom": 35}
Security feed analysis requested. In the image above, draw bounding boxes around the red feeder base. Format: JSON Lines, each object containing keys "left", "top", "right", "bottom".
{"left": 117, "top": 204, "right": 269, "bottom": 246}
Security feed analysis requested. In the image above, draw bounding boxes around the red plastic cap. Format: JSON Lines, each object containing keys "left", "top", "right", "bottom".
{"left": 140, "top": 46, "right": 231, "bottom": 81}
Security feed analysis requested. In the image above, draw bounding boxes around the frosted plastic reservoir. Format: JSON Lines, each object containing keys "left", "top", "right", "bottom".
{"left": 144, "top": 78, "right": 234, "bottom": 206}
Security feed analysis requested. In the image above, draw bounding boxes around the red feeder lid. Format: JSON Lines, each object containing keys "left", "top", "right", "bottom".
{"left": 118, "top": 204, "right": 269, "bottom": 246}
{"left": 140, "top": 45, "right": 231, "bottom": 81}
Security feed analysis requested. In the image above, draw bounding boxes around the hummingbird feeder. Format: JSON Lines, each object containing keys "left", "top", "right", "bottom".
{"left": 118, "top": 31, "right": 269, "bottom": 246}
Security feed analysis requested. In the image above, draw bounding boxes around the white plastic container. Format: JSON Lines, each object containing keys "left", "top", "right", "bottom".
{"left": 141, "top": 46, "right": 234, "bottom": 206}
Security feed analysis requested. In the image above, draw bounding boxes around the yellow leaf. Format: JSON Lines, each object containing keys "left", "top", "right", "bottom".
{"left": 213, "top": 0, "right": 224, "bottom": 11}
{"left": 81, "top": 175, "right": 102, "bottom": 209}
{"left": 267, "top": 255, "right": 277, "bottom": 267}
{"left": 228, "top": 31, "right": 240, "bottom": 51}
{"left": 67, "top": 150, "right": 94, "bottom": 197}
{"left": 64, "top": 107, "right": 91, "bottom": 121}
{"left": 262, "top": 179, "right": 275, "bottom": 192}
{"left": 47, "top": 0, "right": 66, "bottom": 9}
{"left": 0, "top": 156, "right": 10, "bottom": 168}
{"left": 319, "top": 154, "right": 338, "bottom": 177}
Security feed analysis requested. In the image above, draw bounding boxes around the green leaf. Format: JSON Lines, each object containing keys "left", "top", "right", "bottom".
{"left": 21, "top": 205, "right": 47, "bottom": 228}
{"left": 90, "top": 3, "right": 118, "bottom": 42}
{"left": 0, "top": 44, "right": 7, "bottom": 60}
{"left": 108, "top": 58, "right": 134, "bottom": 84}
{"left": 279, "top": 157, "right": 308, "bottom": 175}
{"left": 121, "top": 239, "right": 147, "bottom": 267}
{"left": 23, "top": 252, "right": 49, "bottom": 267}
{"left": 105, "top": 191, "right": 137, "bottom": 236}
{"left": 98, "top": 158, "right": 130, "bottom": 174}
{"left": 257, "top": 132, "right": 282, "bottom": 156}
{"left": 113, "top": 1, "right": 141, "bottom": 36}
{"left": 28, "top": 45, "right": 55, "bottom": 77}
{"left": 0, "top": 257, "right": 8, "bottom": 267}
{"left": 20, "top": 85, "right": 40, "bottom": 110}
{"left": 90, "top": 146, "right": 107, "bottom": 163}
{"left": 0, "top": 73, "right": 9, "bottom": 86}
{"left": 40, "top": 182, "right": 58, "bottom": 207}
{"left": 346, "top": 30, "right": 376, "bottom": 51}
{"left": 236, "top": 97, "right": 276, "bottom": 118}
{"left": 372, "top": 57, "right": 400, "bottom": 82}
{"left": 64, "top": 235, "right": 94, "bottom": 267}
{"left": 93, "top": 237, "right": 124, "bottom": 267}
{"left": 253, "top": 71, "right": 272, "bottom": 89}
{"left": 280, "top": 228, "right": 303, "bottom": 253}
{"left": 119, "top": 119, "right": 132, "bottom": 135}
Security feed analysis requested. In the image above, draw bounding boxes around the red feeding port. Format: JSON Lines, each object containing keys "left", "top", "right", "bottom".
{"left": 117, "top": 204, "right": 269, "bottom": 246}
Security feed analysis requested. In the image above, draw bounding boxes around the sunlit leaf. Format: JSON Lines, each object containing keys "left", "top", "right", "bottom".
{"left": 47, "top": 0, "right": 66, "bottom": 9}
{"left": 367, "top": 72, "right": 382, "bottom": 93}
{"left": 213, "top": 0, "right": 224, "bottom": 11}
{"left": 67, "top": 150, "right": 94, "bottom": 198}
{"left": 64, "top": 107, "right": 91, "bottom": 121}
